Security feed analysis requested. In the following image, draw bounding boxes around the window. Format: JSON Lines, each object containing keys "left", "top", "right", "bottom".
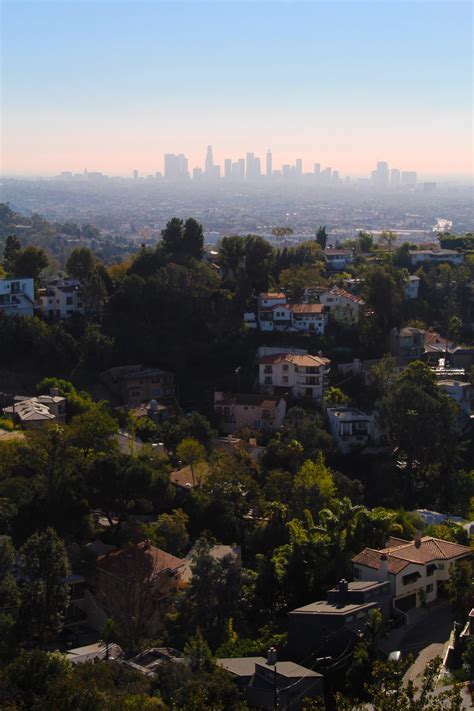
{"left": 10, "top": 282, "right": 21, "bottom": 294}
{"left": 402, "top": 571, "right": 421, "bottom": 586}
{"left": 264, "top": 377, "right": 272, "bottom": 385}
{"left": 282, "top": 365, "right": 289, "bottom": 372}
{"left": 353, "top": 567, "right": 361, "bottom": 579}
{"left": 0, "top": 294, "right": 11, "bottom": 305}
{"left": 282, "top": 376, "right": 288, "bottom": 384}
{"left": 306, "top": 377, "right": 316, "bottom": 385}
{"left": 66, "top": 296, "right": 73, "bottom": 305}
{"left": 426, "top": 584, "right": 434, "bottom": 594}
{"left": 438, "top": 563, "right": 445, "bottom": 570}
{"left": 264, "top": 365, "right": 273, "bottom": 374}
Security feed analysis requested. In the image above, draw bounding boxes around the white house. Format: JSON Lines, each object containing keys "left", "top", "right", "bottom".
{"left": 259, "top": 352, "right": 330, "bottom": 401}
{"left": 257, "top": 292, "right": 326, "bottom": 334}
{"left": 327, "top": 406, "right": 379, "bottom": 453}
{"left": 404, "top": 275, "right": 421, "bottom": 299}
{"left": 324, "top": 249, "right": 354, "bottom": 271}
{"left": 3, "top": 390, "right": 67, "bottom": 429}
{"left": 353, "top": 535, "right": 472, "bottom": 612}
{"left": 437, "top": 379, "right": 474, "bottom": 423}
{"left": 214, "top": 392, "right": 286, "bottom": 435}
{"left": 39, "top": 279, "right": 84, "bottom": 319}
{"left": 409, "top": 249, "right": 464, "bottom": 266}
{"left": 0, "top": 277, "right": 35, "bottom": 317}
{"left": 319, "top": 287, "right": 365, "bottom": 324}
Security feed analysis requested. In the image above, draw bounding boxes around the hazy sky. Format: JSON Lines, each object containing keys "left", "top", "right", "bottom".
{"left": 2, "top": 0, "right": 473, "bottom": 179}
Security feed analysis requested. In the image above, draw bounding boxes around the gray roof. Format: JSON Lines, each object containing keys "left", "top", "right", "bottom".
{"left": 289, "top": 600, "right": 377, "bottom": 616}
{"left": 217, "top": 657, "right": 321, "bottom": 679}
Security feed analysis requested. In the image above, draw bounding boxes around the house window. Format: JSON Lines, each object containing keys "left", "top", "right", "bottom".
{"left": 282, "top": 376, "right": 288, "bottom": 384}
{"left": 438, "top": 564, "right": 445, "bottom": 570}
{"left": 264, "top": 377, "right": 272, "bottom": 385}
{"left": 402, "top": 571, "right": 421, "bottom": 586}
{"left": 66, "top": 296, "right": 73, "bottom": 305}
{"left": 426, "top": 584, "right": 434, "bottom": 594}
{"left": 282, "top": 365, "right": 289, "bottom": 372}
{"left": 264, "top": 365, "right": 273, "bottom": 374}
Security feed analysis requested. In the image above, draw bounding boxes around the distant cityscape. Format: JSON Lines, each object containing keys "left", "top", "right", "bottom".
{"left": 52, "top": 147, "right": 433, "bottom": 191}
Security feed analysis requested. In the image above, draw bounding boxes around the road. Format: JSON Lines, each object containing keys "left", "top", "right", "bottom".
{"left": 400, "top": 601, "right": 453, "bottom": 686}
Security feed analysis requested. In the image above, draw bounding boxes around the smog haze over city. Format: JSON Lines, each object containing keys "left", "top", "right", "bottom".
{"left": 1, "top": 0, "right": 473, "bottom": 239}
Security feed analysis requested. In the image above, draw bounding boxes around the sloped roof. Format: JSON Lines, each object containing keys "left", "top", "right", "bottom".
{"left": 353, "top": 536, "right": 471, "bottom": 574}
{"left": 260, "top": 292, "right": 286, "bottom": 299}
{"left": 289, "top": 303, "right": 324, "bottom": 314}
{"left": 259, "top": 353, "right": 330, "bottom": 368}
{"left": 325, "top": 287, "right": 365, "bottom": 305}
{"left": 97, "top": 541, "right": 184, "bottom": 581}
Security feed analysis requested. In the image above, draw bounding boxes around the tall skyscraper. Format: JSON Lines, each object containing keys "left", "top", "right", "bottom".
{"left": 314, "top": 163, "right": 321, "bottom": 176}
{"left": 266, "top": 149, "right": 272, "bottom": 178}
{"left": 391, "top": 168, "right": 401, "bottom": 187}
{"left": 164, "top": 154, "right": 189, "bottom": 180}
{"left": 282, "top": 164, "right": 291, "bottom": 179}
{"left": 295, "top": 158, "right": 303, "bottom": 178}
{"left": 372, "top": 161, "right": 389, "bottom": 189}
{"left": 224, "top": 158, "right": 232, "bottom": 179}
{"left": 246, "top": 152, "right": 255, "bottom": 180}
{"left": 254, "top": 157, "right": 261, "bottom": 178}
{"left": 205, "top": 145, "right": 214, "bottom": 176}
{"left": 133, "top": 169, "right": 138, "bottom": 180}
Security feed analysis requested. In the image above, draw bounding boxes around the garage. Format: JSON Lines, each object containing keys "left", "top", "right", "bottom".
{"left": 396, "top": 593, "right": 417, "bottom": 612}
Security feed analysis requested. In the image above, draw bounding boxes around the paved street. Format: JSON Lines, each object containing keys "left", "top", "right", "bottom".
{"left": 399, "top": 601, "right": 453, "bottom": 685}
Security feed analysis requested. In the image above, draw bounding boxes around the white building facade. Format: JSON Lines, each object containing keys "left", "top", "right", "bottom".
{"left": 39, "top": 279, "right": 84, "bottom": 319}
{"left": 0, "top": 277, "right": 35, "bottom": 317}
{"left": 259, "top": 352, "right": 330, "bottom": 401}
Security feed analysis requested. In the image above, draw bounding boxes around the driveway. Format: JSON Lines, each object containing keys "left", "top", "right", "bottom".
{"left": 399, "top": 601, "right": 453, "bottom": 686}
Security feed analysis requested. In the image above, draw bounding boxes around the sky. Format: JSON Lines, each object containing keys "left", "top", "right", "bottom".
{"left": 1, "top": 0, "right": 473, "bottom": 179}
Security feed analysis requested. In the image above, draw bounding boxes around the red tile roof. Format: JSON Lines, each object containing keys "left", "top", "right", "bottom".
{"left": 289, "top": 303, "right": 324, "bottom": 314}
{"left": 353, "top": 536, "right": 471, "bottom": 574}
{"left": 325, "top": 287, "right": 365, "bottom": 305}
{"left": 259, "top": 353, "right": 330, "bottom": 368}
{"left": 97, "top": 542, "right": 184, "bottom": 581}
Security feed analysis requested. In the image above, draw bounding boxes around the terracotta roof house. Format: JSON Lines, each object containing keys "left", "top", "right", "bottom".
{"left": 257, "top": 292, "right": 327, "bottom": 335}
{"left": 259, "top": 351, "right": 330, "bottom": 402}
{"left": 319, "top": 287, "right": 365, "bottom": 324}
{"left": 352, "top": 534, "right": 472, "bottom": 613}
{"left": 214, "top": 391, "right": 286, "bottom": 435}
{"left": 92, "top": 542, "right": 186, "bottom": 640}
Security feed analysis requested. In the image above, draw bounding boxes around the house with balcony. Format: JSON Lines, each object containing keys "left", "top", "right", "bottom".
{"left": 390, "top": 327, "right": 425, "bottom": 360}
{"left": 258, "top": 352, "right": 330, "bottom": 401}
{"left": 327, "top": 406, "right": 379, "bottom": 454}
{"left": 319, "top": 286, "right": 365, "bottom": 324}
{"left": 405, "top": 275, "right": 421, "bottom": 299}
{"left": 214, "top": 391, "right": 286, "bottom": 434}
{"left": 409, "top": 249, "right": 464, "bottom": 266}
{"left": 352, "top": 534, "right": 472, "bottom": 613}
{"left": 324, "top": 249, "right": 354, "bottom": 271}
{"left": 257, "top": 292, "right": 326, "bottom": 334}
{"left": 0, "top": 277, "right": 35, "bottom": 317}
{"left": 38, "top": 279, "right": 84, "bottom": 319}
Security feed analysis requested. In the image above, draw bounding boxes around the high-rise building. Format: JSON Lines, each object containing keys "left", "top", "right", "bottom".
{"left": 164, "top": 154, "right": 189, "bottom": 180}
{"left": 314, "top": 163, "right": 321, "bottom": 176}
{"left": 401, "top": 171, "right": 417, "bottom": 186}
{"left": 321, "top": 167, "right": 332, "bottom": 181}
{"left": 246, "top": 152, "right": 255, "bottom": 180}
{"left": 282, "top": 164, "right": 291, "bottom": 179}
{"left": 193, "top": 167, "right": 203, "bottom": 180}
{"left": 266, "top": 149, "right": 273, "bottom": 178}
{"left": 390, "top": 168, "right": 401, "bottom": 187}
{"left": 224, "top": 158, "right": 232, "bottom": 179}
{"left": 205, "top": 145, "right": 214, "bottom": 177}
{"left": 372, "top": 161, "right": 389, "bottom": 189}
{"left": 254, "top": 157, "right": 261, "bottom": 178}
{"left": 295, "top": 159, "right": 303, "bottom": 178}
{"left": 133, "top": 169, "right": 138, "bottom": 180}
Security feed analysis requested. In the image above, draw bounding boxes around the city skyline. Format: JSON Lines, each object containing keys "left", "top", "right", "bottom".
{"left": 2, "top": 1, "right": 472, "bottom": 180}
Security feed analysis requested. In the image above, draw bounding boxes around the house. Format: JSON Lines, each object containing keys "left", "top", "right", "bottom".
{"left": 409, "top": 249, "right": 464, "bottom": 266}
{"left": 214, "top": 392, "right": 286, "bottom": 434}
{"left": 352, "top": 534, "right": 472, "bottom": 613}
{"left": 0, "top": 277, "right": 35, "bottom": 317}
{"left": 324, "top": 249, "right": 354, "bottom": 271}
{"left": 217, "top": 649, "right": 323, "bottom": 710}
{"left": 319, "top": 286, "right": 365, "bottom": 323}
{"left": 257, "top": 292, "right": 326, "bottom": 334}
{"left": 288, "top": 579, "right": 391, "bottom": 659}
{"left": 405, "top": 275, "right": 421, "bottom": 299}
{"left": 87, "top": 541, "right": 186, "bottom": 636}
{"left": 101, "top": 365, "right": 175, "bottom": 406}
{"left": 131, "top": 399, "right": 171, "bottom": 424}
{"left": 437, "top": 379, "right": 474, "bottom": 423}
{"left": 170, "top": 462, "right": 210, "bottom": 490}
{"left": 2, "top": 389, "right": 67, "bottom": 429}
{"left": 125, "top": 647, "right": 184, "bottom": 676}
{"left": 390, "top": 327, "right": 425, "bottom": 359}
{"left": 38, "top": 279, "right": 84, "bottom": 319}
{"left": 212, "top": 435, "right": 266, "bottom": 463}
{"left": 258, "top": 352, "right": 330, "bottom": 401}
{"left": 327, "top": 406, "right": 379, "bottom": 453}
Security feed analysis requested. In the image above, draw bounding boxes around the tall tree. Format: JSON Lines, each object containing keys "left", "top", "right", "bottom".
{"left": 176, "top": 438, "right": 206, "bottom": 487}
{"left": 18, "top": 528, "right": 71, "bottom": 644}
{"left": 66, "top": 247, "right": 96, "bottom": 281}
{"left": 13, "top": 245, "right": 48, "bottom": 279}
{"left": 316, "top": 225, "right": 328, "bottom": 250}
{"left": 161, "top": 218, "right": 184, "bottom": 255}
{"left": 183, "top": 218, "right": 204, "bottom": 259}
{"left": 3, "top": 234, "right": 21, "bottom": 273}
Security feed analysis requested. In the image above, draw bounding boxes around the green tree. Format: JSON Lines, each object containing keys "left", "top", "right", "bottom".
{"left": 143, "top": 508, "right": 189, "bottom": 556}
{"left": 183, "top": 218, "right": 204, "bottom": 259}
{"left": 291, "top": 455, "right": 336, "bottom": 518}
{"left": 316, "top": 225, "right": 328, "bottom": 250}
{"left": 13, "top": 245, "right": 48, "bottom": 278}
{"left": 161, "top": 217, "right": 184, "bottom": 255}
{"left": 356, "top": 231, "right": 373, "bottom": 252}
{"left": 3, "top": 234, "right": 21, "bottom": 273}
{"left": 176, "top": 437, "right": 206, "bottom": 487}
{"left": 18, "top": 528, "right": 71, "bottom": 644}
{"left": 379, "top": 229, "right": 398, "bottom": 253}
{"left": 446, "top": 560, "right": 472, "bottom": 624}
{"left": 65, "top": 247, "right": 96, "bottom": 281}
{"left": 81, "top": 270, "right": 107, "bottom": 319}
{"left": 0, "top": 535, "right": 20, "bottom": 657}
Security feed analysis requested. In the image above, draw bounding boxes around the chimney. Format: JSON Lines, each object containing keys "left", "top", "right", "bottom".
{"left": 378, "top": 554, "right": 388, "bottom": 582}
{"left": 414, "top": 531, "right": 422, "bottom": 548}
{"left": 267, "top": 647, "right": 277, "bottom": 666}
{"left": 338, "top": 579, "right": 348, "bottom": 607}
{"left": 50, "top": 387, "right": 59, "bottom": 397}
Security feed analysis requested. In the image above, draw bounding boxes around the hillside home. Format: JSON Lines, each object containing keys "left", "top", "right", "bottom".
{"left": 3, "top": 390, "right": 67, "bottom": 429}
{"left": 258, "top": 352, "right": 330, "bottom": 401}
{"left": 214, "top": 391, "right": 286, "bottom": 434}
{"left": 218, "top": 650, "right": 323, "bottom": 710}
{"left": 101, "top": 365, "right": 175, "bottom": 406}
{"left": 0, "top": 277, "right": 35, "bottom": 317}
{"left": 409, "top": 249, "right": 464, "bottom": 266}
{"left": 390, "top": 327, "right": 425, "bottom": 360}
{"left": 437, "top": 379, "right": 474, "bottom": 423}
{"left": 257, "top": 293, "right": 326, "bottom": 334}
{"left": 288, "top": 579, "right": 391, "bottom": 659}
{"left": 404, "top": 275, "right": 421, "bottom": 299}
{"left": 324, "top": 249, "right": 354, "bottom": 271}
{"left": 327, "top": 406, "right": 379, "bottom": 453}
{"left": 39, "top": 279, "right": 84, "bottom": 319}
{"left": 352, "top": 534, "right": 472, "bottom": 612}
{"left": 319, "top": 287, "right": 365, "bottom": 324}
